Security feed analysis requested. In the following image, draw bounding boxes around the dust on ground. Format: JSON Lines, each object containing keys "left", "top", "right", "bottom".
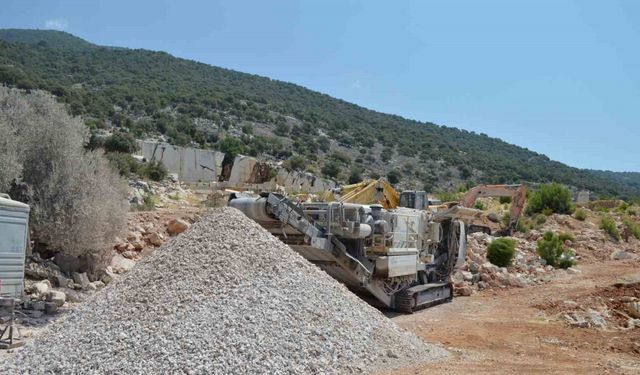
{"left": 381, "top": 260, "right": 640, "bottom": 375}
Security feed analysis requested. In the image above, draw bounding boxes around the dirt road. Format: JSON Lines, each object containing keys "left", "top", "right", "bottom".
{"left": 383, "top": 260, "right": 640, "bottom": 375}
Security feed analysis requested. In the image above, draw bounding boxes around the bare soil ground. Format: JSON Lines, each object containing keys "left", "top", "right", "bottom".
{"left": 381, "top": 260, "right": 640, "bottom": 375}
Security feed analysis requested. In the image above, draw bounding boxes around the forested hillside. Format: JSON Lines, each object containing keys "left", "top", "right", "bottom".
{"left": 1, "top": 29, "right": 638, "bottom": 198}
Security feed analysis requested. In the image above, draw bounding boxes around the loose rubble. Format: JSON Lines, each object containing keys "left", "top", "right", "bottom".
{"left": 4, "top": 207, "right": 446, "bottom": 374}
{"left": 453, "top": 207, "right": 640, "bottom": 297}
{"left": 536, "top": 281, "right": 640, "bottom": 331}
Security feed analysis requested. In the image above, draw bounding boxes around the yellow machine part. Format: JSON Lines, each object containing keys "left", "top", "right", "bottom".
{"left": 330, "top": 178, "right": 399, "bottom": 210}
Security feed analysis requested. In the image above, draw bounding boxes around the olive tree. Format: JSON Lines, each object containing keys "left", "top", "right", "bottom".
{"left": 0, "top": 119, "right": 20, "bottom": 192}
{"left": 0, "top": 87, "right": 128, "bottom": 257}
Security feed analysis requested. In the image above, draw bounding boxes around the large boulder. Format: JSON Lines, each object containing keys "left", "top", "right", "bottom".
{"left": 46, "top": 290, "right": 66, "bottom": 307}
{"left": 166, "top": 219, "right": 190, "bottom": 236}
{"left": 55, "top": 275, "right": 73, "bottom": 288}
{"left": 62, "top": 288, "right": 85, "bottom": 303}
{"left": 110, "top": 254, "right": 135, "bottom": 274}
{"left": 24, "top": 261, "right": 67, "bottom": 284}
{"left": 71, "top": 272, "right": 90, "bottom": 289}
{"left": 146, "top": 232, "right": 165, "bottom": 246}
{"left": 99, "top": 266, "right": 116, "bottom": 285}
{"left": 30, "top": 280, "right": 51, "bottom": 296}
{"left": 454, "top": 285, "right": 473, "bottom": 296}
{"left": 611, "top": 250, "right": 636, "bottom": 260}
{"left": 121, "top": 250, "right": 137, "bottom": 260}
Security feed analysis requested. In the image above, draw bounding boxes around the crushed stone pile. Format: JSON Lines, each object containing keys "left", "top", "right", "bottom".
{"left": 6, "top": 207, "right": 446, "bottom": 374}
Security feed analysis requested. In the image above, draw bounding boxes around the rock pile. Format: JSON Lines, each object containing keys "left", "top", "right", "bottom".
{"left": 128, "top": 179, "right": 197, "bottom": 208}
{"left": 5, "top": 207, "right": 446, "bottom": 374}
{"left": 453, "top": 232, "right": 552, "bottom": 295}
{"left": 453, "top": 210, "right": 640, "bottom": 296}
{"left": 20, "top": 280, "right": 67, "bottom": 316}
{"left": 536, "top": 281, "right": 640, "bottom": 331}
{"left": 111, "top": 213, "right": 195, "bottom": 268}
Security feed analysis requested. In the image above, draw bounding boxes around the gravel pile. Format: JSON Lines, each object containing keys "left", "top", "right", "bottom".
{"left": 6, "top": 207, "right": 447, "bottom": 374}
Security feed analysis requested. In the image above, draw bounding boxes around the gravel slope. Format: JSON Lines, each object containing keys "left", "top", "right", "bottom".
{"left": 5, "top": 207, "right": 447, "bottom": 374}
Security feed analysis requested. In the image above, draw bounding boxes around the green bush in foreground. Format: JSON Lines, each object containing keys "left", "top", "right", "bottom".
{"left": 133, "top": 194, "right": 156, "bottom": 211}
{"left": 515, "top": 219, "right": 528, "bottom": 233}
{"left": 574, "top": 209, "right": 587, "bottom": 221}
{"left": 142, "top": 161, "right": 168, "bottom": 181}
{"left": 558, "top": 232, "right": 575, "bottom": 243}
{"left": 474, "top": 201, "right": 486, "bottom": 210}
{"left": 537, "top": 231, "right": 576, "bottom": 268}
{"left": 487, "top": 238, "right": 517, "bottom": 267}
{"left": 436, "top": 191, "right": 462, "bottom": 203}
{"left": 106, "top": 152, "right": 141, "bottom": 177}
{"left": 499, "top": 196, "right": 512, "bottom": 204}
{"left": 623, "top": 219, "right": 640, "bottom": 240}
{"left": 527, "top": 183, "right": 574, "bottom": 215}
{"left": 557, "top": 249, "right": 577, "bottom": 269}
{"left": 616, "top": 202, "right": 629, "bottom": 213}
{"left": 104, "top": 132, "right": 139, "bottom": 154}
{"left": 600, "top": 216, "right": 620, "bottom": 241}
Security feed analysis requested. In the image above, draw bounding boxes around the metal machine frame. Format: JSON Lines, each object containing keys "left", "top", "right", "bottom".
{"left": 229, "top": 193, "right": 467, "bottom": 312}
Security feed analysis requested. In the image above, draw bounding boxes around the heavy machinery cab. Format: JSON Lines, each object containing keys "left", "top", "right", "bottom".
{"left": 398, "top": 191, "right": 429, "bottom": 210}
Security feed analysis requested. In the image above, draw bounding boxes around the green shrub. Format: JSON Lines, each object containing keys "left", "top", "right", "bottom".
{"left": 534, "top": 213, "right": 547, "bottom": 226}
{"left": 501, "top": 212, "right": 511, "bottom": 227}
{"left": 106, "top": 152, "right": 141, "bottom": 177}
{"left": 328, "top": 151, "right": 351, "bottom": 165}
{"left": 557, "top": 249, "right": 577, "bottom": 269}
{"left": 486, "top": 238, "right": 517, "bottom": 267}
{"left": 558, "top": 232, "right": 575, "bottom": 243}
{"left": 348, "top": 168, "right": 363, "bottom": 184}
{"left": 623, "top": 219, "right": 640, "bottom": 240}
{"left": 241, "top": 123, "right": 253, "bottom": 135}
{"left": 104, "top": 132, "right": 139, "bottom": 154}
{"left": 274, "top": 119, "right": 290, "bottom": 136}
{"left": 321, "top": 161, "right": 341, "bottom": 179}
{"left": 600, "top": 216, "right": 620, "bottom": 241}
{"left": 218, "top": 137, "right": 246, "bottom": 158}
{"left": 526, "top": 183, "right": 574, "bottom": 215}
{"left": 133, "top": 194, "right": 156, "bottom": 211}
{"left": 628, "top": 208, "right": 637, "bottom": 216}
{"left": 536, "top": 231, "right": 565, "bottom": 267}
{"left": 436, "top": 191, "right": 461, "bottom": 203}
{"left": 515, "top": 219, "right": 528, "bottom": 233}
{"left": 386, "top": 170, "right": 401, "bottom": 184}
{"left": 574, "top": 209, "right": 587, "bottom": 221}
{"left": 499, "top": 196, "right": 512, "bottom": 204}
{"left": 142, "top": 161, "right": 168, "bottom": 181}
{"left": 284, "top": 155, "right": 306, "bottom": 172}
{"left": 380, "top": 147, "right": 394, "bottom": 162}
{"left": 616, "top": 202, "right": 629, "bottom": 213}
{"left": 474, "top": 201, "right": 486, "bottom": 210}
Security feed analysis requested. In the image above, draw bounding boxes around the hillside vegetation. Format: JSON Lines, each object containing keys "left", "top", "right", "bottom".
{"left": 1, "top": 29, "right": 639, "bottom": 198}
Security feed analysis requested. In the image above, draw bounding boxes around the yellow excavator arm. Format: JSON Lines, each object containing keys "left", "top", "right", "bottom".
{"left": 326, "top": 178, "right": 399, "bottom": 209}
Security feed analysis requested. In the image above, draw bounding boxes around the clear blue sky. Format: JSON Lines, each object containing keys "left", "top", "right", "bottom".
{"left": 2, "top": 1, "right": 639, "bottom": 172}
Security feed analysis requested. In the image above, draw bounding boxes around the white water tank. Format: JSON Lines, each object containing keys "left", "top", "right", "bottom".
{"left": 0, "top": 195, "right": 29, "bottom": 299}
